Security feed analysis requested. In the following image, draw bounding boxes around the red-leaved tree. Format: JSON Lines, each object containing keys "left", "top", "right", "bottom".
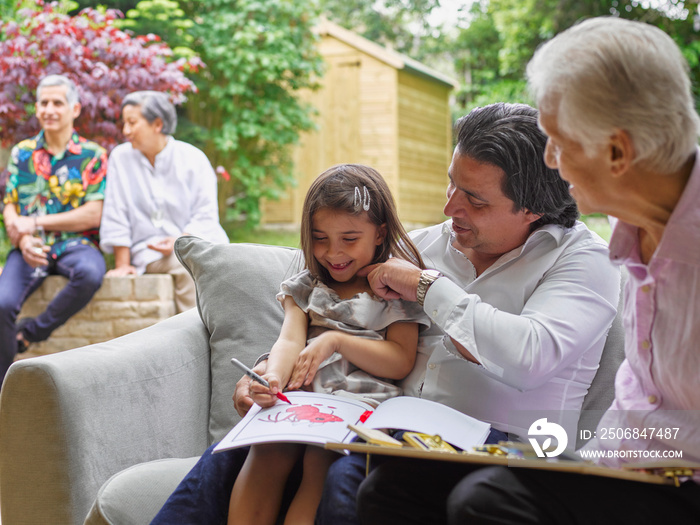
{"left": 0, "top": 1, "right": 203, "bottom": 153}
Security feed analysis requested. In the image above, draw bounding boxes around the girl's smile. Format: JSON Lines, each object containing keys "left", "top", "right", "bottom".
{"left": 311, "top": 208, "right": 386, "bottom": 285}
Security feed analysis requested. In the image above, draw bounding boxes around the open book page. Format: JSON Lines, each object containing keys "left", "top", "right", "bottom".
{"left": 213, "top": 392, "right": 372, "bottom": 453}
{"left": 214, "top": 393, "right": 491, "bottom": 454}
{"left": 362, "top": 396, "right": 491, "bottom": 451}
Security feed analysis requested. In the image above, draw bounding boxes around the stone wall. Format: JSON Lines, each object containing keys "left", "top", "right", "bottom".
{"left": 15, "top": 274, "right": 176, "bottom": 360}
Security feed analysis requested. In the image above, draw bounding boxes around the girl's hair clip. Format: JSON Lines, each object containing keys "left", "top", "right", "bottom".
{"left": 354, "top": 186, "right": 371, "bottom": 212}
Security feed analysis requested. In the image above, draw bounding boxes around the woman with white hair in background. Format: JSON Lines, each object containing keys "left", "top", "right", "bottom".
{"left": 100, "top": 91, "right": 228, "bottom": 313}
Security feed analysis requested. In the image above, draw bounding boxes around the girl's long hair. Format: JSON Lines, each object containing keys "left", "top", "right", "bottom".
{"left": 300, "top": 164, "right": 424, "bottom": 284}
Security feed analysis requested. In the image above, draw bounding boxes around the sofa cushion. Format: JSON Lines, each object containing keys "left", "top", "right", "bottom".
{"left": 575, "top": 267, "right": 627, "bottom": 448}
{"left": 175, "top": 237, "right": 302, "bottom": 443}
{"left": 84, "top": 457, "right": 199, "bottom": 525}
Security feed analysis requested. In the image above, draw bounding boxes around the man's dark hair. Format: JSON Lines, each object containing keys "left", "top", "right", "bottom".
{"left": 454, "top": 103, "right": 578, "bottom": 230}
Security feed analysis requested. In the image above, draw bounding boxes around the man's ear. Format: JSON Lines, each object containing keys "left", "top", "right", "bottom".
{"left": 72, "top": 102, "right": 82, "bottom": 120}
{"left": 609, "top": 129, "right": 634, "bottom": 178}
{"left": 523, "top": 209, "right": 543, "bottom": 226}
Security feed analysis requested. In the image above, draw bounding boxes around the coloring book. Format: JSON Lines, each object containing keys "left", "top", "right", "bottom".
{"left": 213, "top": 392, "right": 491, "bottom": 454}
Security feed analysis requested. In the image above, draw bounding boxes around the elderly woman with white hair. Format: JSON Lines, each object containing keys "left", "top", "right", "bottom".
{"left": 100, "top": 91, "right": 228, "bottom": 313}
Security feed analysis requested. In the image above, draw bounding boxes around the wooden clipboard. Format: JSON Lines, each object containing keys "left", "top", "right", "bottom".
{"left": 324, "top": 441, "right": 680, "bottom": 485}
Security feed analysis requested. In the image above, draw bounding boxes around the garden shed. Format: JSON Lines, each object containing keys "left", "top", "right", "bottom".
{"left": 262, "top": 19, "right": 456, "bottom": 228}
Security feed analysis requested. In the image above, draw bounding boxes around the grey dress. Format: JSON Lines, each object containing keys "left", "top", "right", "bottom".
{"left": 277, "top": 269, "right": 430, "bottom": 405}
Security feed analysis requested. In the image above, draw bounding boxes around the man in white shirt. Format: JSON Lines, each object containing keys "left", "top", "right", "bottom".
{"left": 151, "top": 103, "right": 620, "bottom": 525}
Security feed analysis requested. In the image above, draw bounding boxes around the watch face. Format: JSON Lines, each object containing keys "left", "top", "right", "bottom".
{"left": 425, "top": 269, "right": 441, "bottom": 279}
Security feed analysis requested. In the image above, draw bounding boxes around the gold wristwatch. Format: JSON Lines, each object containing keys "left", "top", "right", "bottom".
{"left": 416, "top": 269, "right": 442, "bottom": 306}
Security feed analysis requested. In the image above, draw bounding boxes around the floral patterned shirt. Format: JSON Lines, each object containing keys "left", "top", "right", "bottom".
{"left": 3, "top": 130, "right": 107, "bottom": 253}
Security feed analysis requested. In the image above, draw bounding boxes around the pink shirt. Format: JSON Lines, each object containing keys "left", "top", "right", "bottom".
{"left": 585, "top": 148, "right": 700, "bottom": 475}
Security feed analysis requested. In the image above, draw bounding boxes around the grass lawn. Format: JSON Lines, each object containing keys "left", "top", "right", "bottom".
{"left": 224, "top": 223, "right": 300, "bottom": 248}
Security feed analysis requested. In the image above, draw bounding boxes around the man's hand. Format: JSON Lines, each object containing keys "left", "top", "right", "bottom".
{"left": 147, "top": 237, "right": 176, "bottom": 256}
{"left": 232, "top": 359, "right": 268, "bottom": 417}
{"left": 359, "top": 258, "right": 423, "bottom": 301}
{"left": 19, "top": 235, "right": 49, "bottom": 268}
{"left": 6, "top": 216, "right": 37, "bottom": 246}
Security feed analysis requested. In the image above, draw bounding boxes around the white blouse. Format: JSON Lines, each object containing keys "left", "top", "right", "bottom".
{"left": 100, "top": 137, "right": 228, "bottom": 273}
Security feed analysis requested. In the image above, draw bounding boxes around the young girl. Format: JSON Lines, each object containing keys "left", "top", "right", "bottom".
{"left": 228, "top": 164, "right": 429, "bottom": 525}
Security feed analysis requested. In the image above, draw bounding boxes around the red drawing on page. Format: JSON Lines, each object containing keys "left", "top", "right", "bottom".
{"left": 260, "top": 404, "right": 344, "bottom": 424}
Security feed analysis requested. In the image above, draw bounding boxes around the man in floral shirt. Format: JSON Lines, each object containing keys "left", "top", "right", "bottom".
{"left": 0, "top": 74, "right": 107, "bottom": 383}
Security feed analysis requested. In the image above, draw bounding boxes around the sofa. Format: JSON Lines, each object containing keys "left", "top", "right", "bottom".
{"left": 0, "top": 237, "right": 625, "bottom": 524}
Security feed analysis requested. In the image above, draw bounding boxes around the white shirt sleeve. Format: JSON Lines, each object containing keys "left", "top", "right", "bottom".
{"left": 423, "top": 241, "right": 620, "bottom": 391}
{"left": 99, "top": 150, "right": 133, "bottom": 253}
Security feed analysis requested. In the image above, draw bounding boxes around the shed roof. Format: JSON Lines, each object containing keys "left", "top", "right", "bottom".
{"left": 315, "top": 19, "right": 457, "bottom": 89}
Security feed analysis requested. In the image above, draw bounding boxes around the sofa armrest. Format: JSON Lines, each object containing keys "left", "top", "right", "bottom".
{"left": 0, "top": 308, "right": 212, "bottom": 525}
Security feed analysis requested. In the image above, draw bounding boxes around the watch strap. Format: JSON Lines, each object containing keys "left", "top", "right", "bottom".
{"left": 417, "top": 269, "right": 441, "bottom": 306}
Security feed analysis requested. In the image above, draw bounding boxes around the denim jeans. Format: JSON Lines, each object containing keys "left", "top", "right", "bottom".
{"left": 151, "top": 444, "right": 304, "bottom": 525}
{"left": 0, "top": 244, "right": 105, "bottom": 382}
{"left": 316, "top": 452, "right": 368, "bottom": 525}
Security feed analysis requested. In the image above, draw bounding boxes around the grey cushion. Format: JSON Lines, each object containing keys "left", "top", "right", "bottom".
{"left": 84, "top": 457, "right": 199, "bottom": 525}
{"left": 575, "top": 267, "right": 627, "bottom": 448}
{"left": 175, "top": 237, "right": 303, "bottom": 443}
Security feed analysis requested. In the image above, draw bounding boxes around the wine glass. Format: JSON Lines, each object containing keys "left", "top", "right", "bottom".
{"left": 29, "top": 209, "right": 48, "bottom": 278}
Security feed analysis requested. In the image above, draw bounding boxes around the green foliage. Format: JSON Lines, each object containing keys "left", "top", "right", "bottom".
{"left": 490, "top": 0, "right": 555, "bottom": 77}
{"left": 71, "top": 0, "right": 138, "bottom": 12}
{"left": 116, "top": 0, "right": 197, "bottom": 60}
{"left": 0, "top": 216, "right": 9, "bottom": 265}
{"left": 422, "top": 0, "right": 700, "bottom": 121}
{"left": 177, "top": 0, "right": 325, "bottom": 226}
{"left": 467, "top": 79, "right": 530, "bottom": 116}
{"left": 320, "top": 0, "right": 440, "bottom": 56}
{"left": 434, "top": 3, "right": 503, "bottom": 116}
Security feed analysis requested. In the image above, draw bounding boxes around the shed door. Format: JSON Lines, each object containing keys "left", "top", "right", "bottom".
{"left": 321, "top": 53, "right": 361, "bottom": 166}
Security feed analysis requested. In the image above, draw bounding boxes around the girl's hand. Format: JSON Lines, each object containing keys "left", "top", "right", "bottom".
{"left": 288, "top": 331, "right": 339, "bottom": 389}
{"left": 249, "top": 372, "right": 283, "bottom": 408}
